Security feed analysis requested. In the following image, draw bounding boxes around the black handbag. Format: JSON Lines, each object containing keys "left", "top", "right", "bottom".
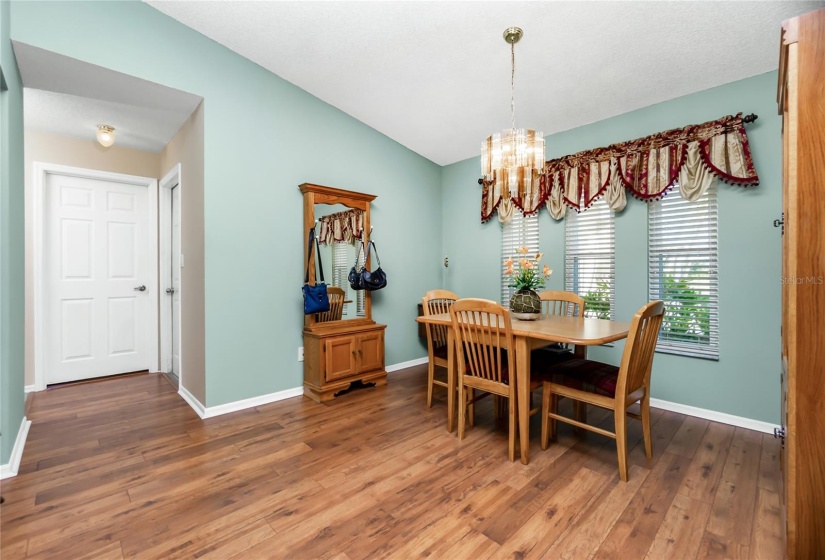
{"left": 302, "top": 228, "right": 330, "bottom": 314}
{"left": 348, "top": 240, "right": 365, "bottom": 291}
{"left": 360, "top": 241, "right": 387, "bottom": 291}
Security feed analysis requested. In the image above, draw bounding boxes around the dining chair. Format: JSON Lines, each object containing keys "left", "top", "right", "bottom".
{"left": 421, "top": 290, "right": 459, "bottom": 408}
{"left": 536, "top": 290, "right": 587, "bottom": 424}
{"left": 540, "top": 300, "right": 665, "bottom": 481}
{"left": 538, "top": 290, "right": 585, "bottom": 318}
{"left": 316, "top": 286, "right": 345, "bottom": 322}
{"left": 450, "top": 298, "right": 551, "bottom": 461}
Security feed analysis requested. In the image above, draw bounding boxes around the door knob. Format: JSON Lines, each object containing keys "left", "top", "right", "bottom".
{"left": 134, "top": 285, "right": 147, "bottom": 292}
{"left": 165, "top": 287, "right": 175, "bottom": 294}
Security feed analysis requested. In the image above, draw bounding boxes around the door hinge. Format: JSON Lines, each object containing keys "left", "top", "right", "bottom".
{"left": 774, "top": 426, "right": 786, "bottom": 448}
{"left": 773, "top": 213, "right": 785, "bottom": 235}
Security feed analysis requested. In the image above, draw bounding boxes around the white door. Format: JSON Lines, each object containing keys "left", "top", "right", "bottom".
{"left": 45, "top": 173, "right": 151, "bottom": 384}
{"left": 171, "top": 185, "right": 182, "bottom": 376}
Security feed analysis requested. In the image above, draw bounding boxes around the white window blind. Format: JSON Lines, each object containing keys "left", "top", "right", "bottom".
{"left": 501, "top": 212, "right": 540, "bottom": 305}
{"left": 648, "top": 187, "right": 719, "bottom": 359}
{"left": 565, "top": 199, "right": 615, "bottom": 319}
{"left": 332, "top": 242, "right": 351, "bottom": 314}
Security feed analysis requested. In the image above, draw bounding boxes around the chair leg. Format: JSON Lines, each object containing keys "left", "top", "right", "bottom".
{"left": 426, "top": 360, "right": 435, "bottom": 408}
{"left": 614, "top": 406, "right": 628, "bottom": 482}
{"left": 573, "top": 400, "right": 587, "bottom": 434}
{"left": 641, "top": 395, "right": 653, "bottom": 459}
{"left": 508, "top": 394, "right": 516, "bottom": 462}
{"left": 468, "top": 388, "right": 475, "bottom": 427}
{"left": 551, "top": 395, "right": 558, "bottom": 442}
{"left": 541, "top": 387, "right": 551, "bottom": 450}
{"left": 458, "top": 381, "right": 466, "bottom": 441}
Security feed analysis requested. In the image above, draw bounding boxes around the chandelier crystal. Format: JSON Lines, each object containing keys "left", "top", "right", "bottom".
{"left": 481, "top": 27, "right": 545, "bottom": 196}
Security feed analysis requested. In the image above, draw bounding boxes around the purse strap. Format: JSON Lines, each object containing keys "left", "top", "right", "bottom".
{"left": 368, "top": 241, "right": 381, "bottom": 267}
{"left": 304, "top": 228, "right": 326, "bottom": 284}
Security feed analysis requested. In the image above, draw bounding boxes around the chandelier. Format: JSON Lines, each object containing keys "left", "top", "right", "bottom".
{"left": 481, "top": 27, "right": 545, "bottom": 197}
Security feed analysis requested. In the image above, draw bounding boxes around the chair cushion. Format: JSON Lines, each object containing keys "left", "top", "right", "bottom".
{"left": 541, "top": 358, "right": 619, "bottom": 397}
{"left": 531, "top": 346, "right": 576, "bottom": 367}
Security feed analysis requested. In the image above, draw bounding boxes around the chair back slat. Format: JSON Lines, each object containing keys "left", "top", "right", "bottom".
{"left": 422, "top": 290, "right": 458, "bottom": 352}
{"left": 450, "top": 299, "right": 513, "bottom": 385}
{"left": 616, "top": 300, "right": 665, "bottom": 397}
{"left": 316, "top": 286, "right": 345, "bottom": 322}
{"left": 538, "top": 291, "right": 585, "bottom": 318}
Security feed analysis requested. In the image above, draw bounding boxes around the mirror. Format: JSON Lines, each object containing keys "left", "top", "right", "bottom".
{"left": 314, "top": 203, "right": 365, "bottom": 321}
{"left": 300, "top": 182, "right": 376, "bottom": 329}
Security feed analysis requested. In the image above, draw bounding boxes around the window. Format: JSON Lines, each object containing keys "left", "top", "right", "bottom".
{"left": 648, "top": 187, "right": 719, "bottom": 359}
{"left": 501, "top": 211, "right": 540, "bottom": 305}
{"left": 565, "top": 199, "right": 615, "bottom": 319}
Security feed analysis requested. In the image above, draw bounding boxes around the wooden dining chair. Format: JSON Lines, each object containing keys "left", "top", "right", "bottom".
{"left": 540, "top": 300, "right": 665, "bottom": 481}
{"left": 422, "top": 290, "right": 459, "bottom": 408}
{"left": 538, "top": 290, "right": 585, "bottom": 318}
{"left": 536, "top": 290, "right": 587, "bottom": 423}
{"left": 450, "top": 298, "right": 519, "bottom": 460}
{"left": 316, "top": 286, "right": 345, "bottom": 322}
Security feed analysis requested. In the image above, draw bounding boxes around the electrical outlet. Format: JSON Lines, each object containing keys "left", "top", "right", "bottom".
{"left": 298, "top": 347, "right": 304, "bottom": 362}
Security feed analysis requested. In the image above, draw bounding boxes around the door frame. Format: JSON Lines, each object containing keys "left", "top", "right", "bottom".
{"left": 159, "top": 163, "right": 182, "bottom": 386}
{"left": 32, "top": 162, "right": 160, "bottom": 391}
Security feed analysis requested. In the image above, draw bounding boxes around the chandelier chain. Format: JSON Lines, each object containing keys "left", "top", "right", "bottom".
{"left": 510, "top": 41, "right": 516, "bottom": 132}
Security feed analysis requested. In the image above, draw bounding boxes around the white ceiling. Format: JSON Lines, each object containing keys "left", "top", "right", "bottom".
{"left": 15, "top": 42, "right": 202, "bottom": 153}
{"left": 146, "top": 0, "right": 823, "bottom": 166}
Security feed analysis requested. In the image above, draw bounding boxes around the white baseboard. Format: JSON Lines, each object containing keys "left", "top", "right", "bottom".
{"left": 202, "top": 386, "right": 304, "bottom": 419}
{"left": 1, "top": 417, "right": 32, "bottom": 479}
{"left": 178, "top": 385, "right": 207, "bottom": 419}
{"left": 386, "top": 356, "right": 428, "bottom": 373}
{"left": 24, "top": 385, "right": 36, "bottom": 394}
{"left": 178, "top": 357, "right": 430, "bottom": 420}
{"left": 650, "top": 398, "right": 778, "bottom": 434}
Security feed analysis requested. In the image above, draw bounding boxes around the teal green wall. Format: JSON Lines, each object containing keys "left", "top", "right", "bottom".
{"left": 442, "top": 72, "right": 782, "bottom": 424}
{"left": 11, "top": 1, "right": 443, "bottom": 407}
{"left": 0, "top": 0, "right": 26, "bottom": 464}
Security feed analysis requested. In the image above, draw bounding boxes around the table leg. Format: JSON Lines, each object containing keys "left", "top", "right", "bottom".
{"left": 515, "top": 336, "right": 531, "bottom": 464}
{"left": 447, "top": 328, "right": 456, "bottom": 433}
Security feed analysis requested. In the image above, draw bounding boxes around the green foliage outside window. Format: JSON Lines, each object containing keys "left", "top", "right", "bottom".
{"left": 659, "top": 273, "right": 711, "bottom": 344}
{"left": 582, "top": 279, "right": 611, "bottom": 319}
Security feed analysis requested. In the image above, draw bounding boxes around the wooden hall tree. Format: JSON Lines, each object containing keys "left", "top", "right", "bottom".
{"left": 777, "top": 7, "right": 825, "bottom": 558}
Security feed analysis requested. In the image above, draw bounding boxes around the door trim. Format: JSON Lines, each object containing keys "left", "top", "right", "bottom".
{"left": 159, "top": 163, "right": 182, "bottom": 386}
{"left": 32, "top": 162, "right": 159, "bottom": 391}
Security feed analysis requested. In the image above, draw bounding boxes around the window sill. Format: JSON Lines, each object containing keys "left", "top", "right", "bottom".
{"left": 654, "top": 347, "right": 719, "bottom": 361}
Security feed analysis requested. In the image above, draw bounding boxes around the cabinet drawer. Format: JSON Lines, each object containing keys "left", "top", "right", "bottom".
{"left": 324, "top": 336, "right": 357, "bottom": 383}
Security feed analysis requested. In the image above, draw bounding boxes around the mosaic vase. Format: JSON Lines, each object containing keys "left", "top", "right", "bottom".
{"left": 509, "top": 288, "right": 541, "bottom": 320}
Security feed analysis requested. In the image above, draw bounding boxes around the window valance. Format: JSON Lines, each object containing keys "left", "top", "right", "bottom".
{"left": 481, "top": 113, "right": 759, "bottom": 223}
{"left": 317, "top": 209, "right": 364, "bottom": 245}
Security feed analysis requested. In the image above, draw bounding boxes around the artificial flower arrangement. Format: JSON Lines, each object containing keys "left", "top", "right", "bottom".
{"left": 505, "top": 246, "right": 553, "bottom": 291}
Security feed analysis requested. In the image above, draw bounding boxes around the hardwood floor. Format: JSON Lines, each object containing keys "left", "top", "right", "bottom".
{"left": 0, "top": 367, "right": 782, "bottom": 559}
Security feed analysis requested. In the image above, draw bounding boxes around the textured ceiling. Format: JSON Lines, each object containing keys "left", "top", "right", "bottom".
{"left": 146, "top": 0, "right": 823, "bottom": 165}
{"left": 15, "top": 42, "right": 202, "bottom": 153}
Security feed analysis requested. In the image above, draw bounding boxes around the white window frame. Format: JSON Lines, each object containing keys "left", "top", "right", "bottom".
{"left": 648, "top": 186, "right": 719, "bottom": 360}
{"left": 501, "top": 211, "right": 540, "bottom": 305}
{"left": 564, "top": 199, "right": 615, "bottom": 320}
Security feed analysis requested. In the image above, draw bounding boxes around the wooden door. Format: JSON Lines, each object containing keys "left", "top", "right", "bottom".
{"left": 356, "top": 331, "right": 384, "bottom": 373}
{"left": 324, "top": 336, "right": 356, "bottom": 382}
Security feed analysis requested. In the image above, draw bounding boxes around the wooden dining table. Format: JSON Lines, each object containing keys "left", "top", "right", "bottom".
{"left": 416, "top": 312, "right": 631, "bottom": 464}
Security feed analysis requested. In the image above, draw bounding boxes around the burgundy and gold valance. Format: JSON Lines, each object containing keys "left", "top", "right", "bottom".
{"left": 317, "top": 209, "right": 364, "bottom": 245}
{"left": 481, "top": 113, "right": 759, "bottom": 222}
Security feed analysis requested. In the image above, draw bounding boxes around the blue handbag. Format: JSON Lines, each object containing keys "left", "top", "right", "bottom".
{"left": 303, "top": 228, "right": 330, "bottom": 315}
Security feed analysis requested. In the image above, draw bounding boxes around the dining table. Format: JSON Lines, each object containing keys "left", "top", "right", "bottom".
{"left": 416, "top": 312, "right": 631, "bottom": 464}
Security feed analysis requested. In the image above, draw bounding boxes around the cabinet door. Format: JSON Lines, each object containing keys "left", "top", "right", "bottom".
{"left": 356, "top": 331, "right": 384, "bottom": 373}
{"left": 324, "top": 336, "right": 356, "bottom": 382}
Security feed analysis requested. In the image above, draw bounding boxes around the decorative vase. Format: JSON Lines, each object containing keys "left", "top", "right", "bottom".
{"left": 509, "top": 288, "right": 542, "bottom": 320}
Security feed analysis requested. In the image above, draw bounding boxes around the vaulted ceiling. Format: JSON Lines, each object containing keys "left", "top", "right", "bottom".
{"left": 146, "top": 1, "right": 823, "bottom": 165}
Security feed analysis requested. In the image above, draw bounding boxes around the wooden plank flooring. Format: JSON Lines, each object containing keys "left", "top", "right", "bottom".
{"left": 0, "top": 367, "right": 782, "bottom": 559}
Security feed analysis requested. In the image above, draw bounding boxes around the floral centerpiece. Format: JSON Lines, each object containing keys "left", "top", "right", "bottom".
{"left": 505, "top": 247, "right": 552, "bottom": 320}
